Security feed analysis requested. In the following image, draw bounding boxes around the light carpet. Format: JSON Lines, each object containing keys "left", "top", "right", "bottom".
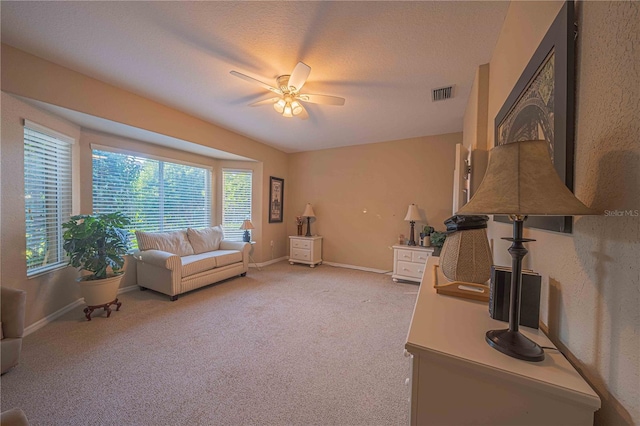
{"left": 1, "top": 261, "right": 418, "bottom": 425}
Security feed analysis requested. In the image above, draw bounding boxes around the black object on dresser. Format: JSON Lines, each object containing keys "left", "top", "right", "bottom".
{"left": 489, "top": 266, "right": 541, "bottom": 329}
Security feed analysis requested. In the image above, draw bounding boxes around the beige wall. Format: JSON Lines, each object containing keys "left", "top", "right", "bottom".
{"left": 463, "top": 64, "right": 490, "bottom": 197}
{"left": 288, "top": 133, "right": 461, "bottom": 271}
{"left": 479, "top": 2, "right": 639, "bottom": 424}
{"left": 463, "top": 64, "right": 489, "bottom": 153}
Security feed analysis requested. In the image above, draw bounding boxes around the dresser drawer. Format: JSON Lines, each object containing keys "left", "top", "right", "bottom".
{"left": 291, "top": 239, "right": 311, "bottom": 249}
{"left": 397, "top": 249, "right": 414, "bottom": 262}
{"left": 412, "top": 251, "right": 430, "bottom": 264}
{"left": 291, "top": 248, "right": 311, "bottom": 261}
{"left": 397, "top": 261, "right": 426, "bottom": 279}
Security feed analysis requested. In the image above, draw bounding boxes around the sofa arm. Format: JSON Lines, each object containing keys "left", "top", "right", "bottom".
{"left": 1, "top": 287, "right": 26, "bottom": 339}
{"left": 132, "top": 250, "right": 181, "bottom": 271}
{"left": 219, "top": 241, "right": 250, "bottom": 252}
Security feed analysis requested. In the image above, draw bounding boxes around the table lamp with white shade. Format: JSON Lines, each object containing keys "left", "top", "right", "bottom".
{"left": 239, "top": 219, "right": 254, "bottom": 242}
{"left": 457, "top": 140, "right": 598, "bottom": 362}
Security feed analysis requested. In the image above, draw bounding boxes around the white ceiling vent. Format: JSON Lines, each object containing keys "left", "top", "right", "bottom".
{"left": 432, "top": 86, "right": 454, "bottom": 102}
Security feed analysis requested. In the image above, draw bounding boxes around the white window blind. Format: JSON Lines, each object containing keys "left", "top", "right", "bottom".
{"left": 24, "top": 122, "right": 73, "bottom": 276}
{"left": 222, "top": 169, "right": 252, "bottom": 241}
{"left": 92, "top": 149, "right": 211, "bottom": 247}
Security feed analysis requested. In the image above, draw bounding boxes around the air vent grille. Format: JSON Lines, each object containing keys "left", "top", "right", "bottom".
{"left": 432, "top": 86, "right": 454, "bottom": 102}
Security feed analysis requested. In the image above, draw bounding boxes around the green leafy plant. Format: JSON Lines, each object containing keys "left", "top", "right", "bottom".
{"left": 422, "top": 225, "right": 434, "bottom": 236}
{"left": 62, "top": 212, "right": 131, "bottom": 280}
{"left": 429, "top": 231, "right": 447, "bottom": 248}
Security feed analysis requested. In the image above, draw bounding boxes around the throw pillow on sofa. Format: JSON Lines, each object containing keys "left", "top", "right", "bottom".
{"left": 135, "top": 230, "right": 195, "bottom": 256}
{"left": 187, "top": 226, "right": 224, "bottom": 254}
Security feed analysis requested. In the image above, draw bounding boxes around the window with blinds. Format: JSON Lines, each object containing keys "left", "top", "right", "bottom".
{"left": 92, "top": 148, "right": 211, "bottom": 247}
{"left": 222, "top": 169, "right": 252, "bottom": 241}
{"left": 24, "top": 122, "right": 74, "bottom": 276}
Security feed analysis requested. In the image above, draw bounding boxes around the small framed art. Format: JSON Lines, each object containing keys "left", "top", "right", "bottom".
{"left": 269, "top": 176, "right": 284, "bottom": 223}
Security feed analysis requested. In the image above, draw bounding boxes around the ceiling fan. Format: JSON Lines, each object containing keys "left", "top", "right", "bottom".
{"left": 230, "top": 62, "right": 345, "bottom": 119}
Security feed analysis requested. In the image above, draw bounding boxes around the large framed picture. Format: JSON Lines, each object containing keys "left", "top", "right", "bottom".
{"left": 269, "top": 176, "right": 284, "bottom": 223}
{"left": 494, "top": 1, "right": 575, "bottom": 233}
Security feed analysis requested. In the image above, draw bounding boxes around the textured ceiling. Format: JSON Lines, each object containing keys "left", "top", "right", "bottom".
{"left": 1, "top": 1, "right": 509, "bottom": 154}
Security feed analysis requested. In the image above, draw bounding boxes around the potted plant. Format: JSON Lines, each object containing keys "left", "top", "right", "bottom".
{"left": 420, "top": 226, "right": 434, "bottom": 247}
{"left": 429, "top": 231, "right": 447, "bottom": 256}
{"left": 62, "top": 212, "right": 131, "bottom": 319}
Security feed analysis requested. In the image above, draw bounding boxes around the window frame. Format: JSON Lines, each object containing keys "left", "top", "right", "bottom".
{"left": 221, "top": 168, "right": 253, "bottom": 242}
{"left": 90, "top": 144, "right": 213, "bottom": 246}
{"left": 23, "top": 119, "right": 75, "bottom": 277}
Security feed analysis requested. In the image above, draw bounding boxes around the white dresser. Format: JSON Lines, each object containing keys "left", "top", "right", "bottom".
{"left": 405, "top": 257, "right": 601, "bottom": 425}
{"left": 289, "top": 236, "right": 322, "bottom": 267}
{"left": 392, "top": 245, "right": 434, "bottom": 283}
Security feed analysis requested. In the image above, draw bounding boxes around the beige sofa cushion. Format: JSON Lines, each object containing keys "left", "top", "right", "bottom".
{"left": 181, "top": 253, "right": 219, "bottom": 277}
{"left": 187, "top": 226, "right": 224, "bottom": 254}
{"left": 135, "top": 230, "right": 195, "bottom": 256}
{"left": 180, "top": 250, "right": 243, "bottom": 277}
{"left": 211, "top": 250, "right": 243, "bottom": 267}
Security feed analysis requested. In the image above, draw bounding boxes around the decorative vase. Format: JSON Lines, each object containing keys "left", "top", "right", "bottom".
{"left": 297, "top": 224, "right": 303, "bottom": 236}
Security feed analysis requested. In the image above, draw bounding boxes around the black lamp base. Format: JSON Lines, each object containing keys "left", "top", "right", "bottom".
{"left": 485, "top": 329, "right": 545, "bottom": 362}
{"left": 305, "top": 217, "right": 312, "bottom": 237}
{"left": 407, "top": 221, "right": 417, "bottom": 246}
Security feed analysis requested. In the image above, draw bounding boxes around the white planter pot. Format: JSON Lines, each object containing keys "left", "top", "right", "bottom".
{"left": 77, "top": 274, "right": 123, "bottom": 306}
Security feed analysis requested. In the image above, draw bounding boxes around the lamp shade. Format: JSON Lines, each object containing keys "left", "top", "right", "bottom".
{"left": 239, "top": 220, "right": 254, "bottom": 230}
{"left": 404, "top": 204, "right": 421, "bottom": 221}
{"left": 302, "top": 203, "right": 316, "bottom": 218}
{"left": 457, "top": 140, "right": 598, "bottom": 216}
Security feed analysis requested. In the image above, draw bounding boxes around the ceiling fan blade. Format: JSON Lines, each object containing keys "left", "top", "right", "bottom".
{"left": 297, "top": 93, "right": 346, "bottom": 106}
{"left": 230, "top": 71, "right": 282, "bottom": 94}
{"left": 288, "top": 62, "right": 311, "bottom": 93}
{"left": 249, "top": 97, "right": 281, "bottom": 107}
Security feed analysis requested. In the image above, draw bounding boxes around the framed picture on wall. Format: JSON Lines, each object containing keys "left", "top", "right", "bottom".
{"left": 494, "top": 1, "right": 575, "bottom": 233}
{"left": 269, "top": 176, "right": 284, "bottom": 223}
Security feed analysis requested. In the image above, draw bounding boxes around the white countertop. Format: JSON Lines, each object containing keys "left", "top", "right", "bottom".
{"left": 406, "top": 256, "right": 601, "bottom": 410}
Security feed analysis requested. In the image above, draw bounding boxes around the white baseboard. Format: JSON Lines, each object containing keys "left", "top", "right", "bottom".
{"left": 248, "top": 257, "right": 391, "bottom": 274}
{"left": 322, "top": 261, "right": 391, "bottom": 275}
{"left": 24, "top": 285, "right": 138, "bottom": 337}
{"left": 249, "top": 256, "right": 288, "bottom": 268}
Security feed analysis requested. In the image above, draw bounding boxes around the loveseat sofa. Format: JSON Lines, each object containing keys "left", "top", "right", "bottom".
{"left": 134, "top": 226, "right": 250, "bottom": 301}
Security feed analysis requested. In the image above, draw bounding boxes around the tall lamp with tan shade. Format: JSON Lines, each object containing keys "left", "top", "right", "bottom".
{"left": 302, "top": 203, "right": 316, "bottom": 237}
{"left": 457, "top": 140, "right": 598, "bottom": 362}
{"left": 404, "top": 204, "right": 421, "bottom": 246}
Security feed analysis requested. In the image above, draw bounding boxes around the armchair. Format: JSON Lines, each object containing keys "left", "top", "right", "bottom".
{"left": 1, "top": 287, "right": 27, "bottom": 374}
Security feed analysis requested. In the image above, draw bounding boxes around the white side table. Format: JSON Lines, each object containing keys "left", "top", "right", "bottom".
{"left": 392, "top": 244, "right": 434, "bottom": 283}
{"left": 289, "top": 236, "right": 323, "bottom": 267}
{"left": 248, "top": 241, "right": 260, "bottom": 270}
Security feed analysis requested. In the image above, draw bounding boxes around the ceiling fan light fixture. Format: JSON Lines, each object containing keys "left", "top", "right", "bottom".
{"left": 273, "top": 98, "right": 286, "bottom": 113}
{"left": 283, "top": 102, "right": 294, "bottom": 118}
{"left": 291, "top": 100, "right": 303, "bottom": 116}
{"left": 231, "top": 62, "right": 345, "bottom": 120}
